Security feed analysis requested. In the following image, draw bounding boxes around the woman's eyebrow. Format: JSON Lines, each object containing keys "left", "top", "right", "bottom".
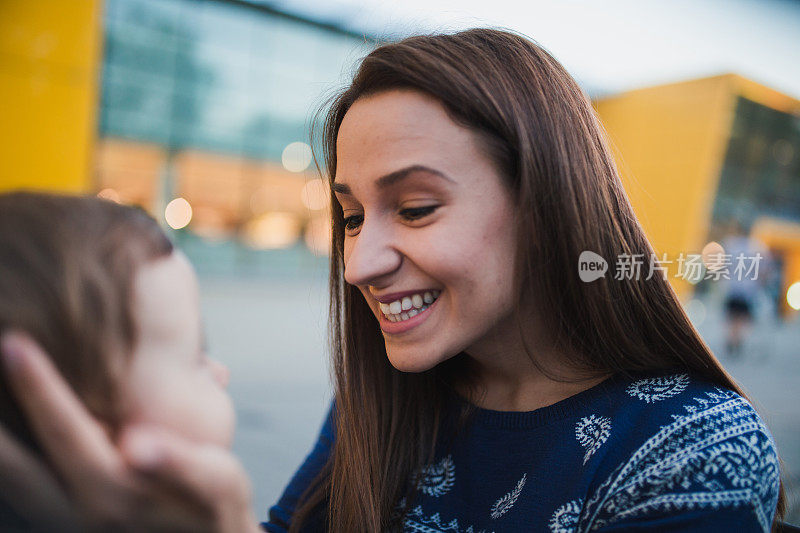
{"left": 332, "top": 164, "right": 454, "bottom": 195}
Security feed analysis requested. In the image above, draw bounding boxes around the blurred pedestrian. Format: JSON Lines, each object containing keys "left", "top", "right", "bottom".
{"left": 722, "top": 220, "right": 771, "bottom": 358}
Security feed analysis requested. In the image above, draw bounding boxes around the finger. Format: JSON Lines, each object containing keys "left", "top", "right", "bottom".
{"left": 0, "top": 334, "right": 224, "bottom": 533}
{"left": 121, "top": 428, "right": 263, "bottom": 533}
{"left": 0, "top": 331, "right": 122, "bottom": 484}
{"left": 0, "top": 423, "right": 81, "bottom": 532}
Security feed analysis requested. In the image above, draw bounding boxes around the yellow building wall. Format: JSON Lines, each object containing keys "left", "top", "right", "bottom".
{"left": 752, "top": 218, "right": 800, "bottom": 315}
{"left": 0, "top": 0, "right": 102, "bottom": 193}
{"left": 594, "top": 74, "right": 800, "bottom": 305}
{"left": 594, "top": 75, "right": 741, "bottom": 298}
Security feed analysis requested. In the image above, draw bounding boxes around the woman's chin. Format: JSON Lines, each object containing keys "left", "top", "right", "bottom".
{"left": 385, "top": 350, "right": 441, "bottom": 373}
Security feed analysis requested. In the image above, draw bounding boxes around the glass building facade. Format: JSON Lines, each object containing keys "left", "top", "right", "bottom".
{"left": 96, "top": 0, "right": 375, "bottom": 274}
{"left": 712, "top": 97, "right": 800, "bottom": 227}
{"left": 705, "top": 96, "right": 800, "bottom": 314}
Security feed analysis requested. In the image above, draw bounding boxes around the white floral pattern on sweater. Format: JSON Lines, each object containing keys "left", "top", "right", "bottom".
{"left": 384, "top": 374, "right": 779, "bottom": 533}
{"left": 551, "top": 381, "right": 780, "bottom": 532}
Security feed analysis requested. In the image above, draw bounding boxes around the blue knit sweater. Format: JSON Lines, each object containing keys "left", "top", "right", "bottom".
{"left": 262, "top": 371, "right": 781, "bottom": 532}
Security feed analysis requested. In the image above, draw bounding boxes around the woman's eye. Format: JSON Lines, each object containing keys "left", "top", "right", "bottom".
{"left": 343, "top": 214, "right": 364, "bottom": 231}
{"left": 399, "top": 205, "right": 438, "bottom": 221}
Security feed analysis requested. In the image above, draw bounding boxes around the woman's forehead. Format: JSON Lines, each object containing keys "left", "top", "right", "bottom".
{"left": 336, "top": 93, "right": 484, "bottom": 188}
{"left": 338, "top": 91, "right": 470, "bottom": 152}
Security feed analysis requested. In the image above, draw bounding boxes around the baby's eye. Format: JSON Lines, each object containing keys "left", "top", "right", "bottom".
{"left": 343, "top": 214, "right": 364, "bottom": 232}
{"left": 399, "top": 205, "right": 438, "bottom": 221}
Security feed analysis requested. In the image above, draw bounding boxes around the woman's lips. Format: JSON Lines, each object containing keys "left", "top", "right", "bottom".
{"left": 378, "top": 291, "right": 440, "bottom": 334}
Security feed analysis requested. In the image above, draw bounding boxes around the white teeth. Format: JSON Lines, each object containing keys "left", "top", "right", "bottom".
{"left": 378, "top": 291, "right": 440, "bottom": 323}
{"left": 383, "top": 303, "right": 431, "bottom": 323}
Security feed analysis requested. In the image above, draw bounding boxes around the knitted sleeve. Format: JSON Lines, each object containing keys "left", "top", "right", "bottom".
{"left": 572, "top": 383, "right": 781, "bottom": 533}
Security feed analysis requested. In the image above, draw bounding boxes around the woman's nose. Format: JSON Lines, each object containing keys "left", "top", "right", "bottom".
{"left": 208, "top": 358, "right": 230, "bottom": 389}
{"left": 343, "top": 219, "right": 402, "bottom": 287}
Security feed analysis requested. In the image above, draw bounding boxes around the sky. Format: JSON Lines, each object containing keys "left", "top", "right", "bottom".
{"left": 256, "top": 0, "right": 800, "bottom": 99}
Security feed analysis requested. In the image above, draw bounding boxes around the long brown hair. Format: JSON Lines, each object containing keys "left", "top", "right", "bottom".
{"left": 0, "top": 191, "right": 173, "bottom": 454}
{"left": 293, "top": 28, "right": 785, "bottom": 530}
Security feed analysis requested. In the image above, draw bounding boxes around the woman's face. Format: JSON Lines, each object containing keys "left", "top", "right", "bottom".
{"left": 334, "top": 89, "right": 520, "bottom": 372}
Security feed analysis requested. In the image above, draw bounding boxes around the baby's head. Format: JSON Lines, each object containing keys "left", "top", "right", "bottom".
{"left": 0, "top": 192, "right": 234, "bottom": 454}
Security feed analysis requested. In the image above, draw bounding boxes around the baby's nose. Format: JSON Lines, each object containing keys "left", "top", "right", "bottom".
{"left": 208, "top": 358, "right": 230, "bottom": 389}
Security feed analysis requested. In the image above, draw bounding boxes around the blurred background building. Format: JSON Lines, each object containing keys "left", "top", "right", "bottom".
{"left": 1, "top": 0, "right": 374, "bottom": 276}
{"left": 3, "top": 0, "right": 800, "bottom": 307}
{"left": 1, "top": 0, "right": 799, "bottom": 523}
{"left": 595, "top": 74, "right": 800, "bottom": 315}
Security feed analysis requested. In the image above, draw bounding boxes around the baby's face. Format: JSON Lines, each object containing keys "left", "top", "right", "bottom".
{"left": 121, "top": 251, "right": 235, "bottom": 448}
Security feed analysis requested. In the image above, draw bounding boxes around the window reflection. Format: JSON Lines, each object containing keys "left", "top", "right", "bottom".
{"left": 97, "top": 0, "right": 374, "bottom": 273}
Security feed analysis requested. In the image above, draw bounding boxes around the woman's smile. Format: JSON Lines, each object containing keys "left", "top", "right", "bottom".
{"left": 376, "top": 289, "right": 442, "bottom": 334}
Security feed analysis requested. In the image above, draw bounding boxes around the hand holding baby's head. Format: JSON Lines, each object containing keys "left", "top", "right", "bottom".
{"left": 0, "top": 192, "right": 234, "bottom": 458}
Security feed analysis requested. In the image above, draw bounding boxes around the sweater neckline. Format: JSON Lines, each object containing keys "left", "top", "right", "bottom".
{"left": 444, "top": 371, "right": 626, "bottom": 430}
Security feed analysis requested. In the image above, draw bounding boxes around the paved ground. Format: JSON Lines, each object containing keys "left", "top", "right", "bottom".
{"left": 199, "top": 275, "right": 800, "bottom": 524}
{"left": 690, "top": 295, "right": 800, "bottom": 524}
{"left": 200, "top": 275, "right": 333, "bottom": 521}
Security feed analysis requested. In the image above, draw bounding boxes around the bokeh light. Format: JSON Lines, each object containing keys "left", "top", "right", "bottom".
{"left": 702, "top": 241, "right": 726, "bottom": 271}
{"left": 787, "top": 281, "right": 800, "bottom": 311}
{"left": 165, "top": 197, "right": 193, "bottom": 230}
{"left": 281, "top": 142, "right": 312, "bottom": 173}
{"left": 243, "top": 212, "right": 301, "bottom": 249}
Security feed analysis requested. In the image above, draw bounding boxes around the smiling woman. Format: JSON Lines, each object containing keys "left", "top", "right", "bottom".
{"left": 268, "top": 28, "right": 786, "bottom": 532}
